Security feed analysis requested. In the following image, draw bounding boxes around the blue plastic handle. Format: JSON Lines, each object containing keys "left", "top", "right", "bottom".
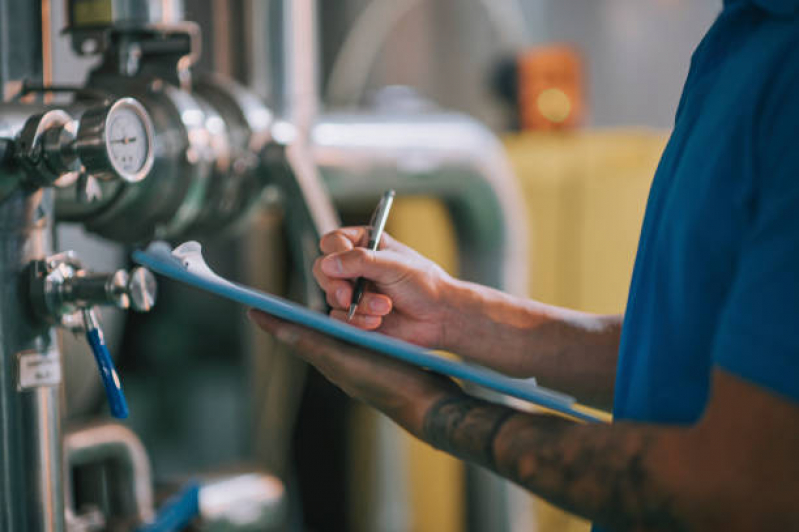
{"left": 85, "top": 326, "right": 129, "bottom": 419}
{"left": 137, "top": 482, "right": 201, "bottom": 532}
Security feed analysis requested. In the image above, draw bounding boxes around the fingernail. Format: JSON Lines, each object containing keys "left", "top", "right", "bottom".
{"left": 322, "top": 256, "right": 343, "bottom": 275}
{"left": 369, "top": 298, "right": 389, "bottom": 313}
{"left": 337, "top": 287, "right": 349, "bottom": 307}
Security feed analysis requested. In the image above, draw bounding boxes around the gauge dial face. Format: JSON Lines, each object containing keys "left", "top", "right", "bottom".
{"left": 106, "top": 105, "right": 151, "bottom": 179}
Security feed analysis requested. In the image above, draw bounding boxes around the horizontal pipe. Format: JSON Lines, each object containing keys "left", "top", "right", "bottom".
{"left": 311, "top": 111, "right": 529, "bottom": 296}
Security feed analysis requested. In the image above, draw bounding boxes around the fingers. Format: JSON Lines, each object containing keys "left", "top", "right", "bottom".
{"left": 248, "top": 310, "right": 351, "bottom": 359}
{"left": 326, "top": 289, "right": 392, "bottom": 319}
{"left": 330, "top": 310, "right": 383, "bottom": 329}
{"left": 320, "top": 230, "right": 357, "bottom": 254}
{"left": 326, "top": 289, "right": 391, "bottom": 314}
{"left": 319, "top": 248, "right": 410, "bottom": 285}
{"left": 320, "top": 227, "right": 405, "bottom": 254}
{"left": 314, "top": 257, "right": 393, "bottom": 314}
{"left": 247, "top": 310, "right": 301, "bottom": 345}
{"left": 313, "top": 257, "right": 351, "bottom": 296}
{"left": 248, "top": 309, "right": 380, "bottom": 349}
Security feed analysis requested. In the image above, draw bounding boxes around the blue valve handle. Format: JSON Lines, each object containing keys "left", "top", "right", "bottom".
{"left": 83, "top": 309, "right": 129, "bottom": 419}
{"left": 137, "top": 482, "right": 201, "bottom": 532}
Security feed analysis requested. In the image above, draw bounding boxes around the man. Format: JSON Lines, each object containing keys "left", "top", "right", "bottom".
{"left": 250, "top": 0, "right": 799, "bottom": 529}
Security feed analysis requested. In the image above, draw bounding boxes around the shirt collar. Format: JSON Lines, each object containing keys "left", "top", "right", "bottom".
{"left": 726, "top": 0, "right": 799, "bottom": 16}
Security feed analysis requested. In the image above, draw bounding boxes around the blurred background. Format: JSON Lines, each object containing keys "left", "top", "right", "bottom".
{"left": 0, "top": 0, "right": 722, "bottom": 531}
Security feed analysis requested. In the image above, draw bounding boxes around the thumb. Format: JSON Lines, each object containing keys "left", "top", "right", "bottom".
{"left": 320, "top": 248, "right": 409, "bottom": 285}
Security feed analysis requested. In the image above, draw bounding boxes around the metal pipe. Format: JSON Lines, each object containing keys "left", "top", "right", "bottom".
{"left": 247, "top": 0, "right": 339, "bottom": 239}
{"left": 276, "top": 0, "right": 339, "bottom": 238}
{"left": 63, "top": 421, "right": 155, "bottom": 525}
{"left": 278, "top": 0, "right": 319, "bottom": 132}
{"left": 0, "top": 188, "right": 65, "bottom": 532}
{"left": 312, "top": 111, "right": 529, "bottom": 295}
{"left": 252, "top": 0, "right": 319, "bottom": 131}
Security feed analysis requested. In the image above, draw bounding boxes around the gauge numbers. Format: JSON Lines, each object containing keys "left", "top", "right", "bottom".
{"left": 107, "top": 105, "right": 151, "bottom": 177}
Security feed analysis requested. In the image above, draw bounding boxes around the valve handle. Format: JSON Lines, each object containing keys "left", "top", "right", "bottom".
{"left": 83, "top": 309, "right": 129, "bottom": 419}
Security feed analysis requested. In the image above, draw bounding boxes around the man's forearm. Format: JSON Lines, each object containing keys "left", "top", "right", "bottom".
{"left": 416, "top": 393, "right": 695, "bottom": 532}
{"left": 441, "top": 279, "right": 621, "bottom": 408}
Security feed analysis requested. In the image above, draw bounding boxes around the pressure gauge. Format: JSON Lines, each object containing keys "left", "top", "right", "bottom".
{"left": 76, "top": 98, "right": 155, "bottom": 183}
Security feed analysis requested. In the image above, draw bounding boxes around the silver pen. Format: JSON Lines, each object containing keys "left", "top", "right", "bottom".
{"left": 348, "top": 189, "right": 396, "bottom": 320}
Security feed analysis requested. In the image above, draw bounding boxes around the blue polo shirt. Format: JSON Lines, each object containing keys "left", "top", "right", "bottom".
{"left": 595, "top": 1, "right": 799, "bottom": 528}
{"left": 614, "top": 0, "right": 799, "bottom": 427}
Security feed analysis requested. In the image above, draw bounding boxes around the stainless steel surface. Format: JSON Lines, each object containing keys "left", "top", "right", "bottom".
{"left": 0, "top": 102, "right": 47, "bottom": 198}
{"left": 3, "top": 98, "right": 155, "bottom": 207}
{"left": 276, "top": 0, "right": 319, "bottom": 133}
{"left": 54, "top": 70, "right": 280, "bottom": 243}
{"left": 68, "top": 269, "right": 131, "bottom": 309}
{"left": 0, "top": 4, "right": 66, "bottom": 528}
{"left": 27, "top": 251, "right": 158, "bottom": 323}
{"left": 128, "top": 266, "right": 156, "bottom": 312}
{"left": 75, "top": 98, "right": 155, "bottom": 183}
{"left": 63, "top": 421, "right": 155, "bottom": 526}
{"left": 42, "top": 124, "right": 80, "bottom": 178}
{"left": 54, "top": 80, "right": 213, "bottom": 241}
{"left": 253, "top": 0, "right": 340, "bottom": 240}
{"left": 0, "top": 188, "right": 65, "bottom": 532}
{"left": 15, "top": 109, "right": 78, "bottom": 190}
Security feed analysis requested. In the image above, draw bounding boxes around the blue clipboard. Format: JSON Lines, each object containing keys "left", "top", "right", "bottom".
{"left": 133, "top": 241, "right": 603, "bottom": 423}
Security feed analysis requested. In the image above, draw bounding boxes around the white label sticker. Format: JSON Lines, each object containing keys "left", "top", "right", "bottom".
{"left": 18, "top": 349, "right": 62, "bottom": 390}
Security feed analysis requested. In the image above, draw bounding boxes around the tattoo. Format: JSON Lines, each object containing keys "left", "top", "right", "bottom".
{"left": 422, "top": 395, "right": 689, "bottom": 531}
{"left": 423, "top": 395, "right": 516, "bottom": 469}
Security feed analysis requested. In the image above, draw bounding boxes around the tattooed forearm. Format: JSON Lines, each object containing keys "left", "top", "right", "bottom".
{"left": 422, "top": 394, "right": 690, "bottom": 531}
{"left": 422, "top": 395, "right": 516, "bottom": 469}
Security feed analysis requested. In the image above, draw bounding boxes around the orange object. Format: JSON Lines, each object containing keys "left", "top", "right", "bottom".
{"left": 518, "top": 45, "right": 586, "bottom": 131}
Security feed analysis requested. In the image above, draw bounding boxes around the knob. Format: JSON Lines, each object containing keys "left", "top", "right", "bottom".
{"left": 27, "top": 254, "right": 158, "bottom": 420}
{"left": 128, "top": 267, "right": 157, "bottom": 312}
{"left": 75, "top": 98, "right": 155, "bottom": 183}
{"left": 60, "top": 267, "right": 157, "bottom": 312}
{"left": 16, "top": 110, "right": 80, "bottom": 188}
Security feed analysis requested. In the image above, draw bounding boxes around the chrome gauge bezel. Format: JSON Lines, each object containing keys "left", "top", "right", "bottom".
{"left": 102, "top": 98, "right": 155, "bottom": 183}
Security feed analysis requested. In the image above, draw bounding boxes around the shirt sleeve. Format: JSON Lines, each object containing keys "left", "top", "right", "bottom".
{"left": 711, "top": 46, "right": 799, "bottom": 401}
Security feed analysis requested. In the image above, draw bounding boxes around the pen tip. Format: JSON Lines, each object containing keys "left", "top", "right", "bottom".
{"left": 347, "top": 305, "right": 357, "bottom": 321}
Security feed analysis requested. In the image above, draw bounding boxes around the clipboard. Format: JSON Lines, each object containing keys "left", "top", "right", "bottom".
{"left": 133, "top": 241, "right": 603, "bottom": 423}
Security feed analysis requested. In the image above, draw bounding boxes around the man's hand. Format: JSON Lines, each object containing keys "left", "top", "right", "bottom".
{"left": 248, "top": 311, "right": 799, "bottom": 531}
{"left": 313, "top": 226, "right": 457, "bottom": 349}
{"left": 247, "top": 310, "right": 460, "bottom": 435}
{"left": 313, "top": 227, "right": 621, "bottom": 406}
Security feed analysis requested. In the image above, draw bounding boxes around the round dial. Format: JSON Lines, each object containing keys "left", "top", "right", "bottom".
{"left": 76, "top": 98, "right": 155, "bottom": 183}
{"left": 107, "top": 105, "right": 150, "bottom": 177}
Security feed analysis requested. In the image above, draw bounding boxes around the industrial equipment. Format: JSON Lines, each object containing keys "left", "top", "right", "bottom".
{"left": 0, "top": 0, "right": 529, "bottom": 530}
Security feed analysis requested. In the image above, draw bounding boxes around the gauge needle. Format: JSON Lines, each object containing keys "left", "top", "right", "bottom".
{"left": 110, "top": 137, "right": 137, "bottom": 144}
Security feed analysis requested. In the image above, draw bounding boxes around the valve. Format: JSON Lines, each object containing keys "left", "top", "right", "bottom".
{"left": 15, "top": 98, "right": 155, "bottom": 201}
{"left": 27, "top": 252, "right": 157, "bottom": 418}
{"left": 83, "top": 308, "right": 128, "bottom": 419}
